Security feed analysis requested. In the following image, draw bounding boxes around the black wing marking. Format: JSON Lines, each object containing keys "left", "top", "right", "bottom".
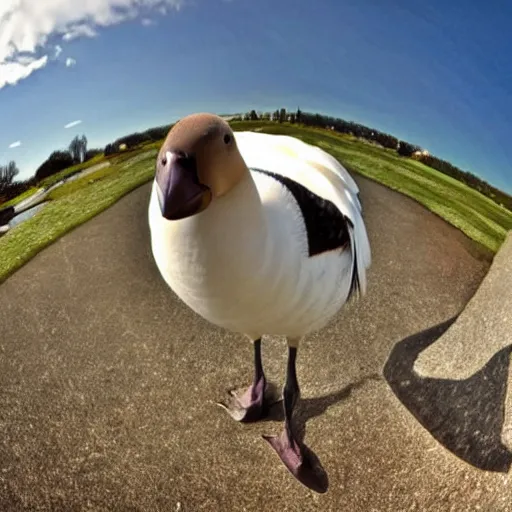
{"left": 251, "top": 168, "right": 351, "bottom": 257}
{"left": 346, "top": 217, "right": 361, "bottom": 300}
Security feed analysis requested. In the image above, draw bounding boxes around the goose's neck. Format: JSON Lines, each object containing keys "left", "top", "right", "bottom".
{"left": 190, "top": 170, "right": 268, "bottom": 256}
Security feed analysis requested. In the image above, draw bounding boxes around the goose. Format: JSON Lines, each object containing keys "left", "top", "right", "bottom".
{"left": 148, "top": 113, "right": 371, "bottom": 492}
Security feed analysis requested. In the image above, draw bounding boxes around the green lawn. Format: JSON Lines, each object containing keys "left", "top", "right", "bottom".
{"left": 39, "top": 153, "right": 107, "bottom": 188}
{"left": 0, "top": 151, "right": 157, "bottom": 284}
{"left": 234, "top": 122, "right": 512, "bottom": 253}
{"left": 0, "top": 153, "right": 109, "bottom": 209}
{"left": 0, "top": 122, "right": 510, "bottom": 284}
{"left": 1, "top": 187, "right": 40, "bottom": 208}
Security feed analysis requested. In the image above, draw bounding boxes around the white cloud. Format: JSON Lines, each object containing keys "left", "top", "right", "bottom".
{"left": 62, "top": 25, "right": 98, "bottom": 41}
{"left": 65, "top": 57, "right": 76, "bottom": 67}
{"left": 0, "top": 55, "right": 49, "bottom": 89}
{"left": 141, "top": 18, "right": 155, "bottom": 26}
{"left": 64, "top": 120, "right": 82, "bottom": 129}
{"left": 9, "top": 141, "right": 21, "bottom": 148}
{"left": 0, "top": 0, "right": 186, "bottom": 90}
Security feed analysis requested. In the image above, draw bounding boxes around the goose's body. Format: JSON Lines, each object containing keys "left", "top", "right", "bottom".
{"left": 149, "top": 131, "right": 371, "bottom": 340}
{"left": 147, "top": 114, "right": 371, "bottom": 493}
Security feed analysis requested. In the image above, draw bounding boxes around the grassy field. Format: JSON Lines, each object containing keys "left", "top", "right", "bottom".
{"left": 39, "top": 153, "right": 107, "bottom": 188}
{"left": 0, "top": 121, "right": 511, "bottom": 284}
{"left": 0, "top": 150, "right": 157, "bottom": 283}
{"left": 238, "top": 122, "right": 512, "bottom": 253}
{"left": 1, "top": 187, "right": 40, "bottom": 208}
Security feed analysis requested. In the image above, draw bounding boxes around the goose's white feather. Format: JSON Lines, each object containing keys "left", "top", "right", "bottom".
{"left": 149, "top": 131, "right": 371, "bottom": 340}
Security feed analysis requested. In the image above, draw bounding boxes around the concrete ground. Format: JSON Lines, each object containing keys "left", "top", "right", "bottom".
{"left": 0, "top": 175, "right": 510, "bottom": 511}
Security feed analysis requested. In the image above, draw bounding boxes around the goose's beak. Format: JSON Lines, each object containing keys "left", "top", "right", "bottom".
{"left": 156, "top": 151, "right": 212, "bottom": 220}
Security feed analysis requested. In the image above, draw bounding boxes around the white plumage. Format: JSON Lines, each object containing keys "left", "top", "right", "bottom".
{"left": 148, "top": 130, "right": 371, "bottom": 341}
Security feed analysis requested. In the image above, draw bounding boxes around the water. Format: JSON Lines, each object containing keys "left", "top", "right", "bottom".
{"left": 64, "top": 162, "right": 111, "bottom": 183}
{"left": 1, "top": 161, "right": 112, "bottom": 236}
{"left": 14, "top": 189, "right": 47, "bottom": 212}
{"left": 8, "top": 202, "right": 47, "bottom": 229}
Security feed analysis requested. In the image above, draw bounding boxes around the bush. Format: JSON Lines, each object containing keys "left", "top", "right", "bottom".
{"left": 103, "top": 124, "right": 173, "bottom": 157}
{"left": 397, "top": 140, "right": 419, "bottom": 157}
{"left": 35, "top": 151, "right": 74, "bottom": 182}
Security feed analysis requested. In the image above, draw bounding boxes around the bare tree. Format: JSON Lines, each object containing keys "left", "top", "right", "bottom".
{"left": 0, "top": 161, "right": 19, "bottom": 185}
{"left": 69, "top": 134, "right": 88, "bottom": 163}
{"left": 80, "top": 135, "right": 88, "bottom": 162}
{"left": 69, "top": 136, "right": 80, "bottom": 163}
{"left": 0, "top": 161, "right": 20, "bottom": 200}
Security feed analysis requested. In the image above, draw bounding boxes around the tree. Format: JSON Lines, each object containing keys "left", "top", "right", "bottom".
{"left": 80, "top": 135, "right": 88, "bottom": 162}
{"left": 0, "top": 161, "right": 19, "bottom": 185}
{"left": 249, "top": 110, "right": 258, "bottom": 121}
{"left": 296, "top": 108, "right": 302, "bottom": 123}
{"left": 279, "top": 108, "right": 286, "bottom": 123}
{"left": 0, "top": 161, "right": 34, "bottom": 205}
{"left": 69, "top": 134, "right": 88, "bottom": 164}
{"left": 35, "top": 151, "right": 74, "bottom": 181}
{"left": 85, "top": 148, "right": 102, "bottom": 161}
{"left": 69, "top": 136, "right": 80, "bottom": 163}
{"left": 396, "top": 140, "right": 418, "bottom": 157}
{"left": 104, "top": 143, "right": 114, "bottom": 156}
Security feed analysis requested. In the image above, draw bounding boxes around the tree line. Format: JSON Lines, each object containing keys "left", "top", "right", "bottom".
{"left": 2, "top": 109, "right": 511, "bottom": 212}
{"left": 0, "top": 135, "right": 101, "bottom": 205}
{"left": 103, "top": 124, "right": 173, "bottom": 156}
{"left": 0, "top": 161, "right": 30, "bottom": 204}
{"left": 234, "top": 108, "right": 512, "bottom": 211}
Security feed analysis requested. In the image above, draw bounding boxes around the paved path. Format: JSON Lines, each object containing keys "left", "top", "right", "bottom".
{"left": 414, "top": 232, "right": 512, "bottom": 381}
{"left": 1, "top": 175, "right": 510, "bottom": 511}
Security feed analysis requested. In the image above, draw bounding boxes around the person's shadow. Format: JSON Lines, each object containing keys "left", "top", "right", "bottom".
{"left": 383, "top": 317, "right": 512, "bottom": 472}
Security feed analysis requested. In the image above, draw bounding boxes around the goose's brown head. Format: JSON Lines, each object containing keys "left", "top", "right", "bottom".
{"left": 155, "top": 113, "right": 246, "bottom": 220}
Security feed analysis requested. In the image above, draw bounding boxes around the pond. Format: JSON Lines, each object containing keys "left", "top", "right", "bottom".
{"left": 8, "top": 202, "right": 47, "bottom": 229}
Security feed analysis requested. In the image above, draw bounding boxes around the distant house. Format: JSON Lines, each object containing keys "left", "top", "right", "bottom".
{"left": 412, "top": 149, "right": 430, "bottom": 159}
{"left": 119, "top": 143, "right": 127, "bottom": 151}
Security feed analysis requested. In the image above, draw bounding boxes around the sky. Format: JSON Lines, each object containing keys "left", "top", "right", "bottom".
{"left": 0, "top": 0, "right": 511, "bottom": 194}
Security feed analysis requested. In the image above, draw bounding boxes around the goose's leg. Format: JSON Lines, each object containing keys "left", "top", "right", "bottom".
{"left": 263, "top": 338, "right": 303, "bottom": 467}
{"left": 218, "top": 337, "right": 267, "bottom": 422}
{"left": 264, "top": 337, "right": 328, "bottom": 493}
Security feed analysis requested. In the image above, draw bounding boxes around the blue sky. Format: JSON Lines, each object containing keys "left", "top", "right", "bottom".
{"left": 0, "top": 0, "right": 510, "bottom": 194}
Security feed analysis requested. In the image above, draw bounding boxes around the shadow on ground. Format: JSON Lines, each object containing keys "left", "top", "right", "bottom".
{"left": 384, "top": 317, "right": 512, "bottom": 472}
{"left": 258, "top": 373, "right": 382, "bottom": 492}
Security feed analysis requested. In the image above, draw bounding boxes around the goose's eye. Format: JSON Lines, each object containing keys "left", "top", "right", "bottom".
{"left": 161, "top": 156, "right": 167, "bottom": 166}
{"left": 223, "top": 134, "right": 232, "bottom": 145}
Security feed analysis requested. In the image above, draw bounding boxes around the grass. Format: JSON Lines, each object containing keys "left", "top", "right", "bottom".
{"left": 0, "top": 153, "right": 109, "bottom": 209}
{"left": 232, "top": 122, "right": 512, "bottom": 253}
{"left": 39, "top": 153, "right": 107, "bottom": 188}
{"left": 0, "top": 121, "right": 511, "bottom": 284}
{"left": 1, "top": 187, "right": 40, "bottom": 208}
{"left": 0, "top": 151, "right": 157, "bottom": 284}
